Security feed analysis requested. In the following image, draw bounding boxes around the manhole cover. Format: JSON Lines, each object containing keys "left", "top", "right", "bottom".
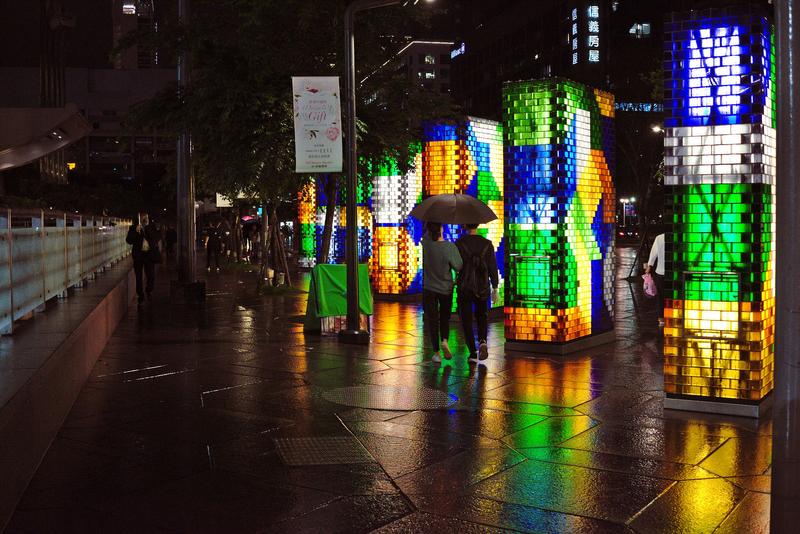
{"left": 274, "top": 436, "right": 374, "bottom": 466}
{"left": 322, "top": 385, "right": 457, "bottom": 410}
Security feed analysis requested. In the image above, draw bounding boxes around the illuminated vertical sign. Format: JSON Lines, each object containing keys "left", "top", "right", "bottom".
{"left": 298, "top": 181, "right": 317, "bottom": 268}
{"left": 587, "top": 5, "right": 600, "bottom": 63}
{"left": 503, "top": 78, "right": 616, "bottom": 351}
{"left": 663, "top": 10, "right": 775, "bottom": 415}
{"left": 421, "top": 118, "right": 505, "bottom": 308}
{"left": 369, "top": 149, "right": 424, "bottom": 295}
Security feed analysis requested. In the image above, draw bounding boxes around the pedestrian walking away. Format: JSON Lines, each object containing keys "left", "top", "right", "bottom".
{"left": 456, "top": 224, "right": 499, "bottom": 362}
{"left": 422, "top": 222, "right": 463, "bottom": 363}
{"left": 205, "top": 221, "right": 223, "bottom": 272}
{"left": 645, "top": 229, "right": 666, "bottom": 328}
{"left": 126, "top": 212, "right": 161, "bottom": 305}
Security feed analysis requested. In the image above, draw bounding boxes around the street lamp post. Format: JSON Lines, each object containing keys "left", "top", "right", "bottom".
{"left": 339, "top": 0, "right": 430, "bottom": 344}
{"left": 772, "top": 1, "right": 800, "bottom": 530}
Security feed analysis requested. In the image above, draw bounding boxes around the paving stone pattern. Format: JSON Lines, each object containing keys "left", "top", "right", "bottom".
{"left": 7, "top": 248, "right": 772, "bottom": 533}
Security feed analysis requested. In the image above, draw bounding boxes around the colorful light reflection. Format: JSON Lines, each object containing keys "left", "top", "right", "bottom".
{"left": 502, "top": 78, "right": 616, "bottom": 344}
{"left": 663, "top": 10, "right": 775, "bottom": 401}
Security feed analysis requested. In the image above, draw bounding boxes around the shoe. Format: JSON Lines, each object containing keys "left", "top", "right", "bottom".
{"left": 468, "top": 353, "right": 479, "bottom": 363}
{"left": 432, "top": 352, "right": 442, "bottom": 364}
{"left": 441, "top": 339, "right": 452, "bottom": 360}
{"left": 478, "top": 341, "right": 489, "bottom": 361}
{"left": 216, "top": 267, "right": 221, "bottom": 272}
{"left": 207, "top": 266, "right": 212, "bottom": 272}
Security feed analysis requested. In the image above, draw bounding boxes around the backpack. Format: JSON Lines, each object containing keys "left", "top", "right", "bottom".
{"left": 458, "top": 240, "right": 491, "bottom": 299}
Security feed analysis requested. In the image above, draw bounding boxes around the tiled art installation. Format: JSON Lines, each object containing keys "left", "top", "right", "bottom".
{"left": 298, "top": 181, "right": 316, "bottom": 268}
{"left": 314, "top": 175, "right": 373, "bottom": 265}
{"left": 503, "top": 78, "right": 616, "bottom": 352}
{"left": 662, "top": 9, "right": 775, "bottom": 415}
{"left": 422, "top": 117, "right": 506, "bottom": 308}
{"left": 369, "top": 149, "right": 425, "bottom": 295}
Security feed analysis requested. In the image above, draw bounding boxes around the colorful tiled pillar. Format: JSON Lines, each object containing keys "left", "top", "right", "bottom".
{"left": 298, "top": 181, "right": 316, "bottom": 268}
{"left": 369, "top": 149, "right": 424, "bottom": 295}
{"left": 662, "top": 9, "right": 775, "bottom": 417}
{"left": 503, "top": 78, "right": 616, "bottom": 354}
{"left": 315, "top": 175, "right": 373, "bottom": 265}
{"left": 421, "top": 117, "right": 505, "bottom": 309}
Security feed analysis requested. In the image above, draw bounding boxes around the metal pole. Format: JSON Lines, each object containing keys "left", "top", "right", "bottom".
{"left": 176, "top": 0, "right": 195, "bottom": 284}
{"left": 772, "top": 1, "right": 800, "bottom": 530}
{"left": 339, "top": 0, "right": 401, "bottom": 345}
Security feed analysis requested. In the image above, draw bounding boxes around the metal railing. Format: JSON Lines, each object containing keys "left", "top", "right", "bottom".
{"left": 0, "top": 208, "right": 132, "bottom": 335}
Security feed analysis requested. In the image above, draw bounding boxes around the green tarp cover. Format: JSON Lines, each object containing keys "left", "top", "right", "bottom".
{"left": 304, "top": 264, "right": 373, "bottom": 332}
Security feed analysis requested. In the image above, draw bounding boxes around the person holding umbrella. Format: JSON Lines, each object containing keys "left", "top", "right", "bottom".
{"left": 456, "top": 224, "right": 499, "bottom": 362}
{"left": 411, "top": 194, "right": 498, "bottom": 364}
{"left": 421, "top": 222, "right": 462, "bottom": 363}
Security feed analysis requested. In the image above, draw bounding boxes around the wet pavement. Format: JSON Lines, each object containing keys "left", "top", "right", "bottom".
{"left": 7, "top": 248, "right": 772, "bottom": 533}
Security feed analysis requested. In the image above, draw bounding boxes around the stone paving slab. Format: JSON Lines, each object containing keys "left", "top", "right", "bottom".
{"left": 5, "top": 249, "right": 773, "bottom": 533}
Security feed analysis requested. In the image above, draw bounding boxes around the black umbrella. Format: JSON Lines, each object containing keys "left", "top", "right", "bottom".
{"left": 409, "top": 194, "right": 498, "bottom": 224}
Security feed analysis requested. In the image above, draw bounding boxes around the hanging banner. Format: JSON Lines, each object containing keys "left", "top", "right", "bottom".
{"left": 292, "top": 76, "right": 343, "bottom": 173}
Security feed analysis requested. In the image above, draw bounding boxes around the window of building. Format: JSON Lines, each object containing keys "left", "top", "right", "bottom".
{"left": 629, "top": 23, "right": 651, "bottom": 38}
{"left": 424, "top": 70, "right": 436, "bottom": 80}
{"left": 122, "top": 2, "right": 136, "bottom": 15}
{"left": 424, "top": 54, "right": 436, "bottom": 65}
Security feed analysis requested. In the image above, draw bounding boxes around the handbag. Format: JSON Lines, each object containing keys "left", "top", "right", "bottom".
{"left": 642, "top": 272, "right": 657, "bottom": 298}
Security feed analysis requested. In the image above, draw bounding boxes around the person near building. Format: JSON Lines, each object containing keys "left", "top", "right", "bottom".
{"left": 205, "top": 220, "right": 223, "bottom": 272}
{"left": 422, "top": 222, "right": 463, "bottom": 363}
{"left": 645, "top": 230, "right": 666, "bottom": 327}
{"left": 456, "top": 224, "right": 500, "bottom": 362}
{"left": 126, "top": 212, "right": 161, "bottom": 305}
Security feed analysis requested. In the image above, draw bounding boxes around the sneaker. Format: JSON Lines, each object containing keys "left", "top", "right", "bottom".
{"left": 216, "top": 267, "right": 221, "bottom": 272}
{"left": 432, "top": 352, "right": 442, "bottom": 364}
{"left": 468, "top": 353, "right": 479, "bottom": 363}
{"left": 478, "top": 341, "right": 489, "bottom": 361}
{"left": 207, "top": 266, "right": 212, "bottom": 272}
{"left": 441, "top": 339, "right": 452, "bottom": 360}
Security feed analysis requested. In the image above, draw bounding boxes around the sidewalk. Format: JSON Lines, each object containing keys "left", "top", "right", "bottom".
{"left": 6, "top": 249, "right": 771, "bottom": 533}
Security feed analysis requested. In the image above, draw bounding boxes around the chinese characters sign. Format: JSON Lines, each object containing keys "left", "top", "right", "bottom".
{"left": 292, "top": 77, "right": 343, "bottom": 173}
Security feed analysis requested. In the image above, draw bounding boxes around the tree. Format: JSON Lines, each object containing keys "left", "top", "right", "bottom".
{"left": 119, "top": 0, "right": 457, "bottom": 282}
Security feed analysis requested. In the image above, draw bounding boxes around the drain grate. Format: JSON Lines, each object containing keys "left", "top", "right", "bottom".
{"left": 322, "top": 385, "right": 457, "bottom": 410}
{"left": 274, "top": 436, "right": 374, "bottom": 466}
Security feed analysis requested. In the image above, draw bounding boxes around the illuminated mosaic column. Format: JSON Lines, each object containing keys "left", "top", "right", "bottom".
{"left": 421, "top": 117, "right": 505, "bottom": 309}
{"left": 298, "top": 181, "right": 316, "bottom": 268}
{"left": 315, "top": 175, "right": 373, "bottom": 265}
{"left": 369, "top": 150, "right": 424, "bottom": 295}
{"left": 662, "top": 10, "right": 775, "bottom": 416}
{"left": 503, "top": 78, "right": 616, "bottom": 354}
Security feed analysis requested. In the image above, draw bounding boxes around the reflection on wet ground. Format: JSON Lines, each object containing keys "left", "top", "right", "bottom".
{"left": 7, "top": 248, "right": 771, "bottom": 533}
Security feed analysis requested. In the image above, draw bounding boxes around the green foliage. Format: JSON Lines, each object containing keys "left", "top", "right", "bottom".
{"left": 120, "top": 0, "right": 457, "bottom": 206}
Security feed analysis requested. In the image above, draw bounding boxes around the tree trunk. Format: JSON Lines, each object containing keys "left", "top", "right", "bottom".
{"left": 318, "top": 174, "right": 336, "bottom": 264}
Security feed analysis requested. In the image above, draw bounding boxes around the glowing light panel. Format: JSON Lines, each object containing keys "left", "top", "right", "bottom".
{"left": 503, "top": 78, "right": 615, "bottom": 344}
{"left": 422, "top": 117, "right": 505, "bottom": 308}
{"left": 663, "top": 10, "right": 775, "bottom": 401}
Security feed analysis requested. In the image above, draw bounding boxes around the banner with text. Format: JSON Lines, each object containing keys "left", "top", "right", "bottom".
{"left": 292, "top": 76, "right": 343, "bottom": 173}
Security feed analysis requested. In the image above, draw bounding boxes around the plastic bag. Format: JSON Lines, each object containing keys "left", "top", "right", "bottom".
{"left": 643, "top": 272, "right": 657, "bottom": 298}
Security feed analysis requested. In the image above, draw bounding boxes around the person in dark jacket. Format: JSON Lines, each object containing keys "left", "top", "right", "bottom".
{"left": 126, "top": 213, "right": 161, "bottom": 304}
{"left": 456, "top": 224, "right": 499, "bottom": 362}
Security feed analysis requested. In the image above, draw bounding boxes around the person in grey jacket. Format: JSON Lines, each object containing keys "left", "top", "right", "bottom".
{"left": 422, "top": 222, "right": 463, "bottom": 363}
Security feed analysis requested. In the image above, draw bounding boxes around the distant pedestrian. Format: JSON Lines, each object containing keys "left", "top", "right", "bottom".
{"left": 126, "top": 212, "right": 161, "bottom": 305}
{"left": 422, "top": 222, "right": 463, "bottom": 363}
{"left": 645, "top": 230, "right": 666, "bottom": 327}
{"left": 205, "top": 221, "right": 223, "bottom": 272}
{"left": 456, "top": 224, "right": 499, "bottom": 362}
{"left": 165, "top": 226, "right": 177, "bottom": 255}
